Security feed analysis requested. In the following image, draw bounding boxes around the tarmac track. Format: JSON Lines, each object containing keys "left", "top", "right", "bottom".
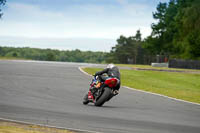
{"left": 0, "top": 60, "right": 200, "bottom": 133}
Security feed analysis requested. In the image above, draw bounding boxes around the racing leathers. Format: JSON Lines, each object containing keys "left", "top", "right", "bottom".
{"left": 94, "top": 66, "right": 120, "bottom": 90}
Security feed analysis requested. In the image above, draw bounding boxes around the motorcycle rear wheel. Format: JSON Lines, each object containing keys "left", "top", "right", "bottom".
{"left": 95, "top": 87, "right": 111, "bottom": 107}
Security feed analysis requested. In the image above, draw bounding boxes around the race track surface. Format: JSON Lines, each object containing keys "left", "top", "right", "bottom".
{"left": 0, "top": 60, "right": 200, "bottom": 133}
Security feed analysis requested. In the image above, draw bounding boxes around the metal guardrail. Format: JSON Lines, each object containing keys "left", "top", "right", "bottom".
{"left": 169, "top": 59, "right": 200, "bottom": 70}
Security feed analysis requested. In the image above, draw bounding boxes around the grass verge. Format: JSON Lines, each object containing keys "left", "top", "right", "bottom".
{"left": 116, "top": 64, "right": 200, "bottom": 72}
{"left": 0, "top": 120, "right": 75, "bottom": 133}
{"left": 83, "top": 67, "right": 200, "bottom": 104}
{"left": 0, "top": 56, "right": 28, "bottom": 60}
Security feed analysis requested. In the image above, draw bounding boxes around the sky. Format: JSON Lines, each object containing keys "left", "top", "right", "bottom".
{"left": 0, "top": 0, "right": 169, "bottom": 51}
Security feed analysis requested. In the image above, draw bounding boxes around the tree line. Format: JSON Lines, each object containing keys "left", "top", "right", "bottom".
{"left": 0, "top": 46, "right": 107, "bottom": 63}
{"left": 144, "top": 0, "right": 200, "bottom": 59}
{"left": 0, "top": 0, "right": 199, "bottom": 64}
{"left": 107, "top": 0, "right": 200, "bottom": 64}
{"left": 106, "top": 30, "right": 156, "bottom": 64}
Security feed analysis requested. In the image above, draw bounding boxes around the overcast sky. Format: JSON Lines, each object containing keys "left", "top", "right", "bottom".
{"left": 0, "top": 0, "right": 169, "bottom": 51}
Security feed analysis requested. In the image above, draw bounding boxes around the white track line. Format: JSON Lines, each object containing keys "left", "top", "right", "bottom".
{"left": 79, "top": 67, "right": 93, "bottom": 77}
{"left": 0, "top": 117, "right": 102, "bottom": 133}
{"left": 79, "top": 67, "right": 200, "bottom": 106}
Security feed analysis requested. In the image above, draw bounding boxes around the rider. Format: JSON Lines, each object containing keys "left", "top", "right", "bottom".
{"left": 92, "top": 64, "right": 120, "bottom": 94}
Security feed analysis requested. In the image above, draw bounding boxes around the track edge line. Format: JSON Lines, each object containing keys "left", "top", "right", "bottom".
{"left": 0, "top": 117, "right": 102, "bottom": 133}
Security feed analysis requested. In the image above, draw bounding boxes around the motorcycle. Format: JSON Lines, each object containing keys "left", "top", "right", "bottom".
{"left": 83, "top": 75, "right": 119, "bottom": 106}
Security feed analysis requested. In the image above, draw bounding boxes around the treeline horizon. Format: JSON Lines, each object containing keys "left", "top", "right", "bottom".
{"left": 0, "top": 0, "right": 199, "bottom": 64}
{"left": 107, "top": 0, "right": 200, "bottom": 64}
{"left": 0, "top": 46, "right": 108, "bottom": 63}
{"left": 144, "top": 0, "right": 200, "bottom": 60}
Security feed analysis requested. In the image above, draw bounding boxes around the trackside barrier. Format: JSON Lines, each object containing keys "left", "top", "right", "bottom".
{"left": 169, "top": 59, "right": 200, "bottom": 70}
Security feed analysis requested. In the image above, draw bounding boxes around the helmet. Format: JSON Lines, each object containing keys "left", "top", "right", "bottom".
{"left": 106, "top": 64, "right": 115, "bottom": 69}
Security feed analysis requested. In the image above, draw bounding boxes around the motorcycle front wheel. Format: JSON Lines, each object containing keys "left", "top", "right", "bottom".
{"left": 83, "top": 94, "right": 89, "bottom": 105}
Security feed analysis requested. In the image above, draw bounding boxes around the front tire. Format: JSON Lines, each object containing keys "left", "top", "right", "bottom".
{"left": 83, "top": 94, "right": 89, "bottom": 105}
{"left": 95, "top": 87, "right": 111, "bottom": 107}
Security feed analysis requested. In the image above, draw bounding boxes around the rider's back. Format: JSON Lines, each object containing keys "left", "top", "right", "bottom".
{"left": 107, "top": 66, "right": 120, "bottom": 80}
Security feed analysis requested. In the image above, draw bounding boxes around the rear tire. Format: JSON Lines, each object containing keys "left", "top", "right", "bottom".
{"left": 83, "top": 94, "right": 89, "bottom": 105}
{"left": 95, "top": 87, "right": 111, "bottom": 107}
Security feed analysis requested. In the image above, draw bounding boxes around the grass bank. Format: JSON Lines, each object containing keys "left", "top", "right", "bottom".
{"left": 0, "top": 56, "right": 27, "bottom": 60}
{"left": 0, "top": 120, "right": 75, "bottom": 133}
{"left": 116, "top": 64, "right": 200, "bottom": 72}
{"left": 83, "top": 67, "right": 200, "bottom": 104}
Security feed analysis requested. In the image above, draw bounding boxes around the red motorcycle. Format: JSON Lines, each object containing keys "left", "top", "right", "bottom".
{"left": 83, "top": 76, "right": 119, "bottom": 106}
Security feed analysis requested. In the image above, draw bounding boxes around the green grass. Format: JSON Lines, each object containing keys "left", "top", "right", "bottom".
{"left": 116, "top": 64, "right": 200, "bottom": 72}
{"left": 0, "top": 56, "right": 28, "bottom": 60}
{"left": 83, "top": 67, "right": 200, "bottom": 104}
{"left": 0, "top": 121, "right": 74, "bottom": 133}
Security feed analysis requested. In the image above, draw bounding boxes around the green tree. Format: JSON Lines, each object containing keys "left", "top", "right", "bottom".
{"left": 107, "top": 30, "right": 148, "bottom": 64}
{"left": 174, "top": 0, "right": 200, "bottom": 59}
{"left": 135, "top": 30, "right": 142, "bottom": 41}
{"left": 110, "top": 35, "right": 131, "bottom": 63}
{"left": 0, "top": 46, "right": 108, "bottom": 63}
{"left": 144, "top": 1, "right": 177, "bottom": 55}
{"left": 144, "top": 0, "right": 200, "bottom": 60}
{"left": 0, "top": 0, "right": 6, "bottom": 18}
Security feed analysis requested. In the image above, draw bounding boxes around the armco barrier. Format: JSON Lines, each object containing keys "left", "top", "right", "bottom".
{"left": 169, "top": 59, "right": 200, "bottom": 69}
